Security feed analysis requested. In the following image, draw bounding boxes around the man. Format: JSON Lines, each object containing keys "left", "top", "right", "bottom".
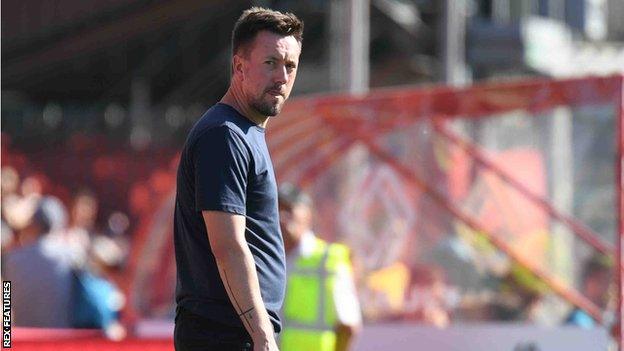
{"left": 65, "top": 189, "right": 100, "bottom": 266}
{"left": 72, "top": 234, "right": 127, "bottom": 340}
{"left": 3, "top": 197, "right": 73, "bottom": 327}
{"left": 565, "top": 254, "right": 612, "bottom": 328}
{"left": 173, "top": 7, "right": 303, "bottom": 351}
{"left": 278, "top": 184, "right": 362, "bottom": 351}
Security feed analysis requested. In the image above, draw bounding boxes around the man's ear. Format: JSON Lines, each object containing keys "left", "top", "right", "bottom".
{"left": 232, "top": 54, "right": 245, "bottom": 80}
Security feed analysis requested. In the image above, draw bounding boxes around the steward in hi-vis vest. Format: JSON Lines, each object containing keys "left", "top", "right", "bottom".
{"left": 282, "top": 236, "right": 349, "bottom": 350}
{"left": 278, "top": 184, "right": 362, "bottom": 351}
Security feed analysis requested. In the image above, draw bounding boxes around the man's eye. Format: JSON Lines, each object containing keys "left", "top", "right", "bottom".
{"left": 265, "top": 61, "right": 275, "bottom": 66}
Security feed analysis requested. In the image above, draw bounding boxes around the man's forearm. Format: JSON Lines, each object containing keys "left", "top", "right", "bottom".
{"left": 202, "top": 211, "right": 278, "bottom": 350}
{"left": 214, "top": 243, "right": 275, "bottom": 342}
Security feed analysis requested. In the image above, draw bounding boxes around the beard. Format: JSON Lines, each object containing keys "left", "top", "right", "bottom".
{"left": 250, "top": 90, "right": 285, "bottom": 117}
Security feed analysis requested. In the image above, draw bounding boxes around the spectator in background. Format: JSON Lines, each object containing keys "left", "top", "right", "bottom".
{"left": 21, "top": 174, "right": 45, "bottom": 199}
{"left": 1, "top": 167, "right": 21, "bottom": 250}
{"left": 2, "top": 173, "right": 43, "bottom": 233}
{"left": 1, "top": 166, "right": 20, "bottom": 197}
{"left": 279, "top": 183, "right": 362, "bottom": 351}
{"left": 72, "top": 234, "right": 127, "bottom": 340}
{"left": 1, "top": 221, "right": 14, "bottom": 252}
{"left": 1, "top": 167, "right": 21, "bottom": 218}
{"left": 402, "top": 264, "right": 454, "bottom": 328}
{"left": 65, "top": 189, "right": 100, "bottom": 266}
{"left": 565, "top": 254, "right": 613, "bottom": 328}
{"left": 3, "top": 197, "right": 74, "bottom": 327}
{"left": 427, "top": 229, "right": 485, "bottom": 294}
{"left": 485, "top": 265, "right": 549, "bottom": 322}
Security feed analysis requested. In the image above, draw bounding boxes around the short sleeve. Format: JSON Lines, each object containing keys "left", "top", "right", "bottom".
{"left": 192, "top": 126, "right": 250, "bottom": 215}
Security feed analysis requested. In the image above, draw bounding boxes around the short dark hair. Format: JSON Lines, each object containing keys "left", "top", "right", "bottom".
{"left": 278, "top": 183, "right": 312, "bottom": 207}
{"left": 231, "top": 7, "right": 304, "bottom": 57}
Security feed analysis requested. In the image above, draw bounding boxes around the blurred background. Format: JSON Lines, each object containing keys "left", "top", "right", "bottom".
{"left": 2, "top": 0, "right": 624, "bottom": 350}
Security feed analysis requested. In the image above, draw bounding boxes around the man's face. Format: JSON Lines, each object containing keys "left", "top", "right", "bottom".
{"left": 235, "top": 30, "right": 301, "bottom": 116}
{"left": 586, "top": 270, "right": 611, "bottom": 307}
{"left": 72, "top": 194, "right": 98, "bottom": 228}
{"left": 279, "top": 201, "right": 311, "bottom": 248}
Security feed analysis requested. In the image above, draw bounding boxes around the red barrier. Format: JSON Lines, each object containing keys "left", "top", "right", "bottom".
{"left": 11, "top": 327, "right": 173, "bottom": 351}
{"left": 13, "top": 339, "right": 173, "bottom": 351}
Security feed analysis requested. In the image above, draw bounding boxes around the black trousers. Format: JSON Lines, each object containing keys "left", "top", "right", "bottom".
{"left": 174, "top": 307, "right": 253, "bottom": 351}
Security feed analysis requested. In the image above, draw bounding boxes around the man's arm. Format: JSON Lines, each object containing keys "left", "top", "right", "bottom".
{"left": 203, "top": 211, "right": 278, "bottom": 350}
{"left": 333, "top": 260, "right": 362, "bottom": 351}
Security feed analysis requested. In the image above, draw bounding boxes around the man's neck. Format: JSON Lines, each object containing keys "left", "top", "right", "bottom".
{"left": 221, "top": 87, "right": 269, "bottom": 128}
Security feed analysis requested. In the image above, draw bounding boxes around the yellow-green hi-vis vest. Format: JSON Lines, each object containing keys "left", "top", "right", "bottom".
{"left": 281, "top": 237, "right": 351, "bottom": 351}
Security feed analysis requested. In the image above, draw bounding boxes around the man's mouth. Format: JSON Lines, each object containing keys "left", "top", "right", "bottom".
{"left": 266, "top": 89, "right": 284, "bottom": 97}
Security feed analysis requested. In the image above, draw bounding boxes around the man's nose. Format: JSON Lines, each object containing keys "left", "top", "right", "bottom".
{"left": 273, "top": 65, "right": 288, "bottom": 85}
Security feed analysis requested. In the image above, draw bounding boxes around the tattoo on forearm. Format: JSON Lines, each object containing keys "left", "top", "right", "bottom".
{"left": 222, "top": 269, "right": 256, "bottom": 333}
{"left": 239, "top": 307, "right": 255, "bottom": 317}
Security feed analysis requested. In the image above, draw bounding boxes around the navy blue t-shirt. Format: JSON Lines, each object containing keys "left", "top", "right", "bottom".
{"left": 174, "top": 103, "right": 285, "bottom": 332}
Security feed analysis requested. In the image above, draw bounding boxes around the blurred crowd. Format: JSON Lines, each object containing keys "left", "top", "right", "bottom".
{"left": 1, "top": 166, "right": 130, "bottom": 340}
{"left": 358, "top": 229, "right": 614, "bottom": 330}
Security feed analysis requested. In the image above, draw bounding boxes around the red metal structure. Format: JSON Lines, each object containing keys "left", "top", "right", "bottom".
{"left": 267, "top": 74, "right": 624, "bottom": 343}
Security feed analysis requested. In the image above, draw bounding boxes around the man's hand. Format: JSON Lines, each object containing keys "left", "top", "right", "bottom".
{"left": 253, "top": 333, "right": 279, "bottom": 351}
{"left": 335, "top": 323, "right": 359, "bottom": 351}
